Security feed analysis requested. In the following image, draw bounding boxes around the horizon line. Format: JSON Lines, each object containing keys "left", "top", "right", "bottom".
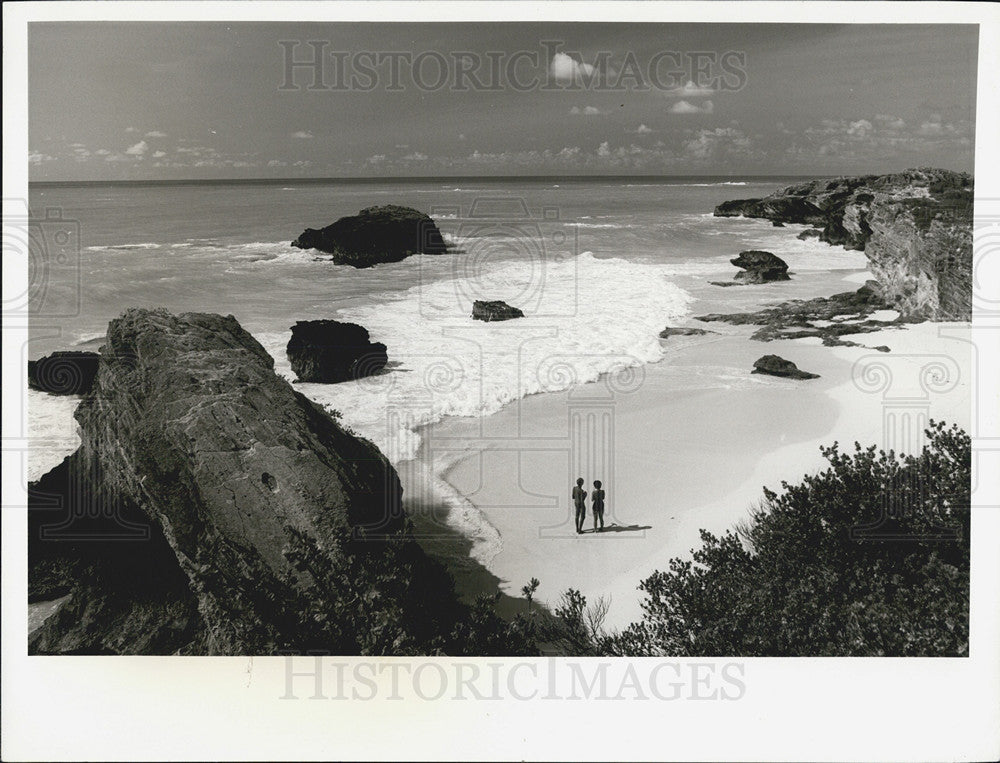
{"left": 28, "top": 172, "right": 856, "bottom": 188}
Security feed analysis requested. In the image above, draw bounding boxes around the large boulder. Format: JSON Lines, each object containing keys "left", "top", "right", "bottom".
{"left": 287, "top": 320, "right": 388, "bottom": 383}
{"left": 29, "top": 309, "right": 407, "bottom": 654}
{"left": 714, "top": 169, "right": 972, "bottom": 319}
{"left": 28, "top": 351, "right": 100, "bottom": 395}
{"left": 292, "top": 205, "right": 448, "bottom": 267}
{"left": 472, "top": 300, "right": 525, "bottom": 322}
{"left": 731, "top": 250, "right": 790, "bottom": 283}
{"left": 752, "top": 355, "right": 820, "bottom": 380}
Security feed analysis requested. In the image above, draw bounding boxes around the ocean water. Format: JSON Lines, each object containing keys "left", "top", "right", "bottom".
{"left": 26, "top": 177, "right": 869, "bottom": 562}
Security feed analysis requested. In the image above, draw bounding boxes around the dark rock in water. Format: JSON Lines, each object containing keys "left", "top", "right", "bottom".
{"left": 696, "top": 282, "right": 900, "bottom": 351}
{"left": 712, "top": 250, "right": 790, "bottom": 287}
{"left": 287, "top": 320, "right": 388, "bottom": 383}
{"left": 752, "top": 355, "right": 820, "bottom": 380}
{"left": 472, "top": 300, "right": 525, "bottom": 322}
{"left": 659, "top": 326, "right": 718, "bottom": 338}
{"left": 772, "top": 220, "right": 785, "bottom": 227}
{"left": 714, "top": 168, "right": 972, "bottom": 320}
{"left": 29, "top": 308, "right": 409, "bottom": 654}
{"left": 28, "top": 351, "right": 100, "bottom": 395}
{"left": 731, "top": 250, "right": 790, "bottom": 283}
{"left": 292, "top": 205, "right": 448, "bottom": 267}
{"left": 797, "top": 228, "right": 823, "bottom": 240}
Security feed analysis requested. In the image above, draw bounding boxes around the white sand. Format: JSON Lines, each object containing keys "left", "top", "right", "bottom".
{"left": 425, "top": 271, "right": 972, "bottom": 629}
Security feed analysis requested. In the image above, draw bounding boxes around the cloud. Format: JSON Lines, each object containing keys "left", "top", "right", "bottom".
{"left": 550, "top": 52, "right": 596, "bottom": 83}
{"left": 125, "top": 140, "right": 148, "bottom": 156}
{"left": 291, "top": 130, "right": 314, "bottom": 139}
{"left": 597, "top": 141, "right": 611, "bottom": 158}
{"left": 145, "top": 130, "right": 168, "bottom": 138}
{"left": 152, "top": 150, "right": 167, "bottom": 158}
{"left": 125, "top": 126, "right": 138, "bottom": 133}
{"left": 403, "top": 151, "right": 428, "bottom": 161}
{"left": 267, "top": 159, "right": 288, "bottom": 168}
{"left": 684, "top": 127, "right": 752, "bottom": 160}
{"left": 846, "top": 119, "right": 874, "bottom": 139}
{"left": 670, "top": 100, "right": 714, "bottom": 115}
{"left": 665, "top": 80, "right": 715, "bottom": 97}
{"left": 95, "top": 149, "right": 111, "bottom": 156}
{"left": 458, "top": 133, "right": 466, "bottom": 141}
{"left": 569, "top": 105, "right": 605, "bottom": 116}
{"left": 635, "top": 124, "right": 655, "bottom": 134}
{"left": 874, "top": 114, "right": 906, "bottom": 131}
{"left": 367, "top": 154, "right": 388, "bottom": 164}
{"left": 28, "top": 150, "right": 55, "bottom": 164}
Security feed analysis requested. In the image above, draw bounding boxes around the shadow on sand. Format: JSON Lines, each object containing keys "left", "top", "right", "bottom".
{"left": 588, "top": 523, "right": 652, "bottom": 534}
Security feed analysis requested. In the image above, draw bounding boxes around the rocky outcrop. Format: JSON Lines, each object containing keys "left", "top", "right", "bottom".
{"left": 696, "top": 282, "right": 896, "bottom": 351}
{"left": 28, "top": 351, "right": 100, "bottom": 395}
{"left": 659, "top": 326, "right": 718, "bottom": 338}
{"left": 472, "top": 300, "right": 525, "bottom": 322}
{"left": 287, "top": 320, "right": 388, "bottom": 383}
{"left": 292, "top": 205, "right": 448, "bottom": 267}
{"left": 29, "top": 309, "right": 410, "bottom": 654}
{"left": 714, "top": 168, "right": 972, "bottom": 320}
{"left": 724, "top": 250, "right": 790, "bottom": 285}
{"left": 752, "top": 355, "right": 819, "bottom": 380}
{"left": 797, "top": 228, "right": 822, "bottom": 240}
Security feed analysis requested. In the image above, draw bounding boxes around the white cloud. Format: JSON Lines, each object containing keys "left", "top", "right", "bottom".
{"left": 291, "top": 130, "right": 314, "bottom": 139}
{"left": 569, "top": 105, "right": 604, "bottom": 116}
{"left": 125, "top": 126, "right": 138, "bottom": 133}
{"left": 665, "top": 80, "right": 715, "bottom": 97}
{"left": 597, "top": 141, "right": 611, "bottom": 158}
{"left": 846, "top": 119, "right": 874, "bottom": 139}
{"left": 874, "top": 114, "right": 906, "bottom": 131}
{"left": 367, "top": 154, "right": 387, "bottom": 164}
{"left": 152, "top": 150, "right": 167, "bottom": 158}
{"left": 550, "top": 52, "right": 596, "bottom": 83}
{"left": 403, "top": 152, "right": 428, "bottom": 161}
{"left": 458, "top": 133, "right": 466, "bottom": 141}
{"left": 635, "top": 124, "right": 655, "bottom": 134}
{"left": 267, "top": 159, "right": 288, "bottom": 168}
{"left": 145, "top": 130, "right": 168, "bottom": 138}
{"left": 125, "top": 140, "right": 148, "bottom": 156}
{"left": 670, "top": 100, "right": 714, "bottom": 115}
{"left": 95, "top": 148, "right": 111, "bottom": 156}
{"left": 28, "top": 150, "right": 55, "bottom": 164}
{"left": 684, "top": 127, "right": 751, "bottom": 159}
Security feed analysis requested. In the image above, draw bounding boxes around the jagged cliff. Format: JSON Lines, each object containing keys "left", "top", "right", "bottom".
{"left": 715, "top": 168, "right": 972, "bottom": 320}
{"left": 27, "top": 309, "right": 453, "bottom": 655}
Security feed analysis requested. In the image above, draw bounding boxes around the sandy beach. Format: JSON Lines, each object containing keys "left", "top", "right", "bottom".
{"left": 417, "top": 263, "right": 973, "bottom": 628}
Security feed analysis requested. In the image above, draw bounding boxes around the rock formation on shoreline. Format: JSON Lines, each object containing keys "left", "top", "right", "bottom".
{"left": 659, "top": 326, "right": 718, "bottom": 338}
{"left": 287, "top": 319, "right": 388, "bottom": 383}
{"left": 28, "top": 351, "right": 100, "bottom": 395}
{"left": 752, "top": 355, "right": 820, "bottom": 380}
{"left": 696, "top": 282, "right": 896, "bottom": 351}
{"left": 712, "top": 250, "right": 790, "bottom": 287}
{"left": 27, "top": 309, "right": 421, "bottom": 654}
{"left": 472, "top": 300, "right": 525, "bottom": 322}
{"left": 292, "top": 205, "right": 448, "bottom": 267}
{"left": 714, "top": 168, "right": 972, "bottom": 320}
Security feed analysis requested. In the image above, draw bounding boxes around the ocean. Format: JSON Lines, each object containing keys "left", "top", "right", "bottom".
{"left": 26, "top": 176, "right": 871, "bottom": 570}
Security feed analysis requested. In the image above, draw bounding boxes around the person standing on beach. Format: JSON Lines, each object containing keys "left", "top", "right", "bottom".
{"left": 572, "top": 478, "right": 587, "bottom": 534}
{"left": 592, "top": 480, "right": 606, "bottom": 533}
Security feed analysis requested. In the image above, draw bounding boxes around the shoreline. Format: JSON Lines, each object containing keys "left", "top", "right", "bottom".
{"left": 414, "top": 263, "right": 972, "bottom": 629}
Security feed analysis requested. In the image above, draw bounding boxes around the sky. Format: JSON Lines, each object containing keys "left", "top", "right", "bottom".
{"left": 28, "top": 22, "right": 978, "bottom": 180}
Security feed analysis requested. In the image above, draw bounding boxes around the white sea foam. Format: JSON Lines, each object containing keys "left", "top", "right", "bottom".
{"left": 253, "top": 250, "right": 692, "bottom": 462}
{"left": 85, "top": 242, "right": 160, "bottom": 252}
{"left": 27, "top": 391, "right": 82, "bottom": 481}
